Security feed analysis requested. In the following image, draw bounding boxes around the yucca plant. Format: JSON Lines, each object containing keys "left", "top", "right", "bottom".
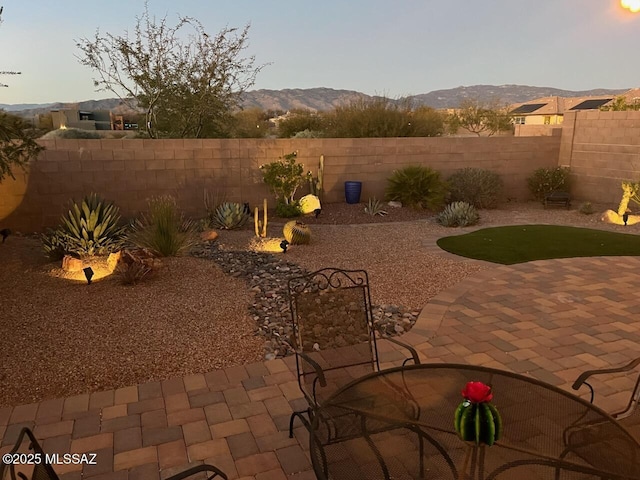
{"left": 437, "top": 201, "right": 480, "bottom": 227}
{"left": 130, "top": 195, "right": 198, "bottom": 257}
{"left": 385, "top": 165, "right": 448, "bottom": 210}
{"left": 212, "top": 202, "right": 249, "bottom": 229}
{"left": 56, "top": 193, "right": 126, "bottom": 256}
{"left": 364, "top": 197, "right": 388, "bottom": 216}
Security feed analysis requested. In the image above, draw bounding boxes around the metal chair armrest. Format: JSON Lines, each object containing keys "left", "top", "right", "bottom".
{"left": 166, "top": 464, "right": 228, "bottom": 480}
{"left": 378, "top": 332, "right": 421, "bottom": 365}
{"left": 298, "top": 351, "right": 327, "bottom": 387}
{"left": 572, "top": 357, "right": 640, "bottom": 390}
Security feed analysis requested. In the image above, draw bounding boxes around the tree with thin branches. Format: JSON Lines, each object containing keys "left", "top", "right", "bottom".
{"left": 0, "top": 6, "right": 44, "bottom": 182}
{"left": 76, "top": 4, "right": 264, "bottom": 138}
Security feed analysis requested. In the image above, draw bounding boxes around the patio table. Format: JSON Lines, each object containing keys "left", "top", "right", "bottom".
{"left": 309, "top": 363, "right": 640, "bottom": 480}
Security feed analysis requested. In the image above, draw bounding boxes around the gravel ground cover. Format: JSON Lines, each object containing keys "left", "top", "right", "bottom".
{"left": 0, "top": 200, "right": 634, "bottom": 407}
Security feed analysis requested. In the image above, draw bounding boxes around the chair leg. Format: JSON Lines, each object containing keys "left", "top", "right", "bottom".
{"left": 289, "top": 410, "right": 307, "bottom": 438}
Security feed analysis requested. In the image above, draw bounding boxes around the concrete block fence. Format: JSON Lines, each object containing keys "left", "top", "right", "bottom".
{"left": 0, "top": 136, "right": 562, "bottom": 233}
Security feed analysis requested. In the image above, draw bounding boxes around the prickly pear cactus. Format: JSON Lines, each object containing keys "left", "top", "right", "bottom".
{"left": 283, "top": 220, "right": 311, "bottom": 245}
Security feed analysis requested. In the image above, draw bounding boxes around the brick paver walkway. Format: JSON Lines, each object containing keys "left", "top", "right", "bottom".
{"left": 2, "top": 255, "right": 640, "bottom": 479}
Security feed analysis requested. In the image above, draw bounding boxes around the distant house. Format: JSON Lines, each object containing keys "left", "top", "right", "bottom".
{"left": 510, "top": 88, "right": 640, "bottom": 136}
{"left": 50, "top": 109, "right": 139, "bottom": 131}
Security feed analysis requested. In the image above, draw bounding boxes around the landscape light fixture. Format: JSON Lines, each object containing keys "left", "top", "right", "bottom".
{"left": 83, "top": 267, "right": 94, "bottom": 285}
{"left": 0, "top": 228, "right": 10, "bottom": 243}
{"left": 280, "top": 240, "right": 289, "bottom": 253}
{"left": 624, "top": 213, "right": 629, "bottom": 225}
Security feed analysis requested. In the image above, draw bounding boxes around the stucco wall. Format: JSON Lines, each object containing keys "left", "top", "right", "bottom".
{"left": 559, "top": 111, "right": 640, "bottom": 205}
{"left": 0, "top": 136, "right": 561, "bottom": 232}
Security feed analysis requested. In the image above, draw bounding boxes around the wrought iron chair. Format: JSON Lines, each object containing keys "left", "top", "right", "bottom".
{"left": 1, "top": 427, "right": 227, "bottom": 480}
{"left": 286, "top": 267, "right": 421, "bottom": 441}
{"left": 558, "top": 357, "right": 640, "bottom": 475}
{"left": 571, "top": 356, "right": 640, "bottom": 441}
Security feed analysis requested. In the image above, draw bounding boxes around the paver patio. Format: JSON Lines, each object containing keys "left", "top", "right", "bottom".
{"left": 2, "top": 254, "right": 640, "bottom": 479}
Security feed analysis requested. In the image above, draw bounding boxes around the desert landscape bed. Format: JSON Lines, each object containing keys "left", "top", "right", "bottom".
{"left": 0, "top": 201, "right": 636, "bottom": 408}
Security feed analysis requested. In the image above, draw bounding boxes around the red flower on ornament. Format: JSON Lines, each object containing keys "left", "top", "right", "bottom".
{"left": 461, "top": 381, "right": 493, "bottom": 403}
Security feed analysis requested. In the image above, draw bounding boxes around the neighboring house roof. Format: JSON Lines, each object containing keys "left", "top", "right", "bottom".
{"left": 511, "top": 103, "right": 547, "bottom": 114}
{"left": 509, "top": 88, "right": 640, "bottom": 116}
{"left": 568, "top": 98, "right": 612, "bottom": 110}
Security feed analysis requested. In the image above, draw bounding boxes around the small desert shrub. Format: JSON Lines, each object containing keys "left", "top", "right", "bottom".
{"left": 527, "top": 166, "right": 571, "bottom": 203}
{"left": 275, "top": 201, "right": 302, "bottom": 218}
{"left": 448, "top": 168, "right": 503, "bottom": 209}
{"left": 579, "top": 202, "right": 595, "bottom": 215}
{"left": 41, "top": 228, "right": 71, "bottom": 260}
{"left": 116, "top": 251, "right": 155, "bottom": 285}
{"left": 130, "top": 196, "right": 198, "bottom": 257}
{"left": 260, "top": 152, "right": 305, "bottom": 204}
{"left": 437, "top": 201, "right": 480, "bottom": 227}
{"left": 385, "top": 165, "right": 448, "bottom": 210}
{"left": 118, "top": 261, "right": 153, "bottom": 285}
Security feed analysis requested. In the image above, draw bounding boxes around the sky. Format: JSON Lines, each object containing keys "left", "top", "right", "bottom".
{"left": 1, "top": 0, "right": 639, "bottom": 105}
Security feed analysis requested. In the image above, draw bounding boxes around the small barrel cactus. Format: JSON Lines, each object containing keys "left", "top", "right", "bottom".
{"left": 454, "top": 381, "right": 502, "bottom": 446}
{"left": 283, "top": 220, "right": 311, "bottom": 245}
{"left": 212, "top": 202, "right": 249, "bottom": 230}
{"left": 437, "top": 201, "right": 480, "bottom": 227}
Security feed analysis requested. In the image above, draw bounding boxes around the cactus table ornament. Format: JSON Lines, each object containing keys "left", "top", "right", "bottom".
{"left": 454, "top": 381, "right": 502, "bottom": 446}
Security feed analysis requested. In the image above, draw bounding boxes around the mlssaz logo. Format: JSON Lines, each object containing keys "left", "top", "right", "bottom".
{"left": 45, "top": 453, "right": 98, "bottom": 465}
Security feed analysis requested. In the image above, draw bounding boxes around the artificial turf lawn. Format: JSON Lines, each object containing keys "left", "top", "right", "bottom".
{"left": 436, "top": 225, "right": 640, "bottom": 265}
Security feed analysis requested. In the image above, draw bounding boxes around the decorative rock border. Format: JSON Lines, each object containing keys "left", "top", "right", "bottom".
{"left": 193, "top": 244, "right": 419, "bottom": 360}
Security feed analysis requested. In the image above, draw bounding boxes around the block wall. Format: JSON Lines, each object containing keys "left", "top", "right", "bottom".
{"left": 0, "top": 136, "right": 561, "bottom": 232}
{"left": 559, "top": 111, "right": 640, "bottom": 205}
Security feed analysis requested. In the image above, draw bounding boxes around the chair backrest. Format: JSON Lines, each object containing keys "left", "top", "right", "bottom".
{"left": 0, "top": 428, "right": 60, "bottom": 480}
{"left": 288, "top": 268, "right": 379, "bottom": 405}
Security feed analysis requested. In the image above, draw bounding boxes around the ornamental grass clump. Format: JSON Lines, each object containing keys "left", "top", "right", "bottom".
{"left": 447, "top": 167, "right": 503, "bottom": 209}
{"left": 130, "top": 195, "right": 198, "bottom": 257}
{"left": 385, "top": 165, "right": 447, "bottom": 210}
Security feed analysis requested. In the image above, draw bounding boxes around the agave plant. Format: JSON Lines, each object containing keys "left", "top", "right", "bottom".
{"left": 364, "top": 197, "right": 388, "bottom": 216}
{"left": 212, "top": 202, "right": 249, "bottom": 230}
{"left": 437, "top": 201, "right": 480, "bottom": 227}
{"left": 57, "top": 193, "right": 126, "bottom": 256}
{"left": 41, "top": 228, "right": 71, "bottom": 260}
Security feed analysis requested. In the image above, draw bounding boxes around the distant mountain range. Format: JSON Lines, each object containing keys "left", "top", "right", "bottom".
{"left": 1, "top": 85, "right": 630, "bottom": 117}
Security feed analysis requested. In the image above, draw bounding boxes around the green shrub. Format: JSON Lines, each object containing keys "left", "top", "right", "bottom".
{"left": 437, "top": 201, "right": 480, "bottom": 227}
{"left": 260, "top": 152, "right": 305, "bottom": 204}
{"left": 275, "top": 201, "right": 302, "bottom": 218}
{"left": 42, "top": 193, "right": 126, "bottom": 257}
{"left": 579, "top": 202, "right": 595, "bottom": 215}
{"left": 323, "top": 97, "right": 444, "bottom": 138}
{"left": 130, "top": 196, "right": 198, "bottom": 257}
{"left": 211, "top": 202, "right": 249, "bottom": 230}
{"left": 527, "top": 166, "right": 571, "bottom": 203}
{"left": 385, "top": 165, "right": 448, "bottom": 210}
{"left": 277, "top": 110, "right": 325, "bottom": 138}
{"left": 447, "top": 168, "right": 503, "bottom": 209}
